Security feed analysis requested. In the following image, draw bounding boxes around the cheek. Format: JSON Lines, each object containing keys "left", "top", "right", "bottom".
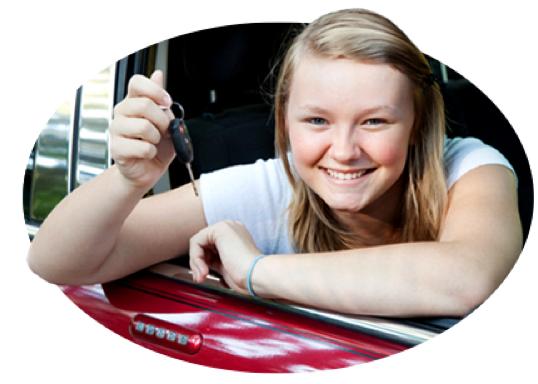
{"left": 367, "top": 137, "right": 409, "bottom": 168}
{"left": 288, "top": 127, "right": 326, "bottom": 165}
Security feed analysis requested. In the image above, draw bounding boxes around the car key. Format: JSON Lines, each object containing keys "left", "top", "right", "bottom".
{"left": 167, "top": 102, "right": 198, "bottom": 196}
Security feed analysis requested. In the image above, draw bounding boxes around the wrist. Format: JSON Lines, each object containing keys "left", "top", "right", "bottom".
{"left": 247, "top": 254, "right": 274, "bottom": 298}
{"left": 111, "top": 165, "right": 153, "bottom": 198}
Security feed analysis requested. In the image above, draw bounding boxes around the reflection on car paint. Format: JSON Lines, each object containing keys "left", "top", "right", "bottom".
{"left": 209, "top": 335, "right": 303, "bottom": 358}
{"left": 212, "top": 319, "right": 265, "bottom": 330}
{"left": 286, "top": 364, "right": 318, "bottom": 373}
{"left": 148, "top": 312, "right": 210, "bottom": 328}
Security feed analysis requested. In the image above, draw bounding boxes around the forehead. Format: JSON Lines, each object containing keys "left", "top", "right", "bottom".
{"left": 288, "top": 54, "right": 414, "bottom": 112}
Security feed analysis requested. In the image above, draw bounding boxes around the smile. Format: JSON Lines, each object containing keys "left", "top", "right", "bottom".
{"left": 323, "top": 167, "right": 373, "bottom": 180}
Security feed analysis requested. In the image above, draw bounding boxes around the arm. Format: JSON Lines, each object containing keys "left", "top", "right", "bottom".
{"left": 191, "top": 165, "right": 522, "bottom": 317}
{"left": 28, "top": 72, "right": 207, "bottom": 285}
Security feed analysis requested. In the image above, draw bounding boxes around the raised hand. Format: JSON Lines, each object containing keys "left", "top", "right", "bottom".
{"left": 109, "top": 70, "right": 176, "bottom": 190}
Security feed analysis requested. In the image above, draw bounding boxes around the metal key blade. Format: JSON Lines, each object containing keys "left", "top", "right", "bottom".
{"left": 185, "top": 162, "right": 198, "bottom": 196}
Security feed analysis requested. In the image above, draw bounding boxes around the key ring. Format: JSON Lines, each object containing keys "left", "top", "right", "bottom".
{"left": 170, "top": 102, "right": 185, "bottom": 120}
{"left": 160, "top": 102, "right": 185, "bottom": 120}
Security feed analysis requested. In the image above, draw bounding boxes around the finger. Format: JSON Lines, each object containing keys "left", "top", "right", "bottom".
{"left": 189, "top": 246, "right": 209, "bottom": 283}
{"left": 127, "top": 72, "right": 172, "bottom": 108}
{"left": 191, "top": 253, "right": 210, "bottom": 283}
{"left": 189, "top": 229, "right": 214, "bottom": 282}
{"left": 188, "top": 260, "right": 199, "bottom": 282}
{"left": 110, "top": 116, "right": 161, "bottom": 145}
{"left": 114, "top": 97, "right": 171, "bottom": 134}
{"left": 188, "top": 244, "right": 206, "bottom": 282}
{"left": 110, "top": 136, "right": 157, "bottom": 162}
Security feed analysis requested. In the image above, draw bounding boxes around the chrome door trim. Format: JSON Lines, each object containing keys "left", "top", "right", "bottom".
{"left": 72, "top": 65, "right": 115, "bottom": 189}
{"left": 148, "top": 262, "right": 438, "bottom": 346}
{"left": 152, "top": 40, "right": 172, "bottom": 194}
{"left": 29, "top": 99, "right": 73, "bottom": 222}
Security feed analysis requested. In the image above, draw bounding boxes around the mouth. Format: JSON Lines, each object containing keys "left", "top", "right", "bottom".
{"left": 322, "top": 167, "right": 375, "bottom": 181}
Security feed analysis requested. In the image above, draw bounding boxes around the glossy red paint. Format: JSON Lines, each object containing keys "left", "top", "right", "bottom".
{"left": 62, "top": 271, "right": 409, "bottom": 373}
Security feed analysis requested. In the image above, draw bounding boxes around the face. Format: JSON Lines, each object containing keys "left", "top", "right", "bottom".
{"left": 286, "top": 55, "right": 415, "bottom": 220}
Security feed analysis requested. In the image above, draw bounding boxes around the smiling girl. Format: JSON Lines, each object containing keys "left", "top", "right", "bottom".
{"left": 28, "top": 9, "right": 522, "bottom": 317}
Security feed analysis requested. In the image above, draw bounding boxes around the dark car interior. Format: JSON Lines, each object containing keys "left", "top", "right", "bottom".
{"left": 165, "top": 23, "right": 292, "bottom": 185}
{"left": 114, "top": 23, "right": 532, "bottom": 333}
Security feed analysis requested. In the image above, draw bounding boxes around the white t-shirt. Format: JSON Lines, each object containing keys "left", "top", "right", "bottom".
{"left": 200, "top": 136, "right": 514, "bottom": 254}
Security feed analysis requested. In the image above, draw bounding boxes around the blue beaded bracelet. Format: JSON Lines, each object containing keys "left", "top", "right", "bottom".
{"left": 246, "top": 255, "right": 269, "bottom": 297}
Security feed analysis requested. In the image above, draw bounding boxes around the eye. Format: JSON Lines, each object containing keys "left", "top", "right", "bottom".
{"left": 308, "top": 117, "right": 328, "bottom": 126}
{"left": 363, "top": 118, "right": 386, "bottom": 126}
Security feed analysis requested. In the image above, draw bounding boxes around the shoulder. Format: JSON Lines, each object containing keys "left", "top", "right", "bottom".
{"left": 200, "top": 157, "right": 289, "bottom": 200}
{"left": 443, "top": 136, "right": 515, "bottom": 189}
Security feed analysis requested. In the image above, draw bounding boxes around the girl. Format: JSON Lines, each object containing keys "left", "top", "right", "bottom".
{"left": 28, "top": 9, "right": 522, "bottom": 317}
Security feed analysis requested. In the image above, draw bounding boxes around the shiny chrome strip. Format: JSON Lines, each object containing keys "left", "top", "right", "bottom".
{"left": 152, "top": 41, "right": 171, "bottom": 194}
{"left": 149, "top": 263, "right": 437, "bottom": 346}
{"left": 29, "top": 99, "right": 73, "bottom": 221}
{"left": 286, "top": 306, "right": 436, "bottom": 346}
{"left": 67, "top": 88, "right": 82, "bottom": 192}
{"left": 26, "top": 223, "right": 40, "bottom": 240}
{"left": 73, "top": 65, "right": 115, "bottom": 188}
{"left": 440, "top": 62, "right": 449, "bottom": 83}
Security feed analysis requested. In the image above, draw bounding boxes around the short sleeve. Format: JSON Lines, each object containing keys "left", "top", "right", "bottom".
{"left": 444, "top": 136, "right": 516, "bottom": 189}
{"left": 199, "top": 158, "right": 294, "bottom": 254}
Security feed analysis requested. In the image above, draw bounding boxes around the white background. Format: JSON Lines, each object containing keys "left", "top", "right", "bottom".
{"left": 1, "top": 0, "right": 536, "bottom": 382}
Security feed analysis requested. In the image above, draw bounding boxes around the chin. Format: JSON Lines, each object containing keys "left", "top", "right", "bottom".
{"left": 322, "top": 196, "right": 366, "bottom": 213}
{"left": 331, "top": 205, "right": 364, "bottom": 214}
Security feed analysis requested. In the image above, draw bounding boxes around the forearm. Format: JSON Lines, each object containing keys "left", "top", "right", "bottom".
{"left": 27, "top": 165, "right": 148, "bottom": 284}
{"left": 252, "top": 241, "right": 506, "bottom": 317}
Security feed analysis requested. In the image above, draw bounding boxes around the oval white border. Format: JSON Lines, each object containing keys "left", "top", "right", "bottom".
{"left": 2, "top": 0, "right": 536, "bottom": 383}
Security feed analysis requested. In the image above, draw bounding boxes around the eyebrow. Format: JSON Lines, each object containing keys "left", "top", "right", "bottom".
{"left": 298, "top": 105, "right": 330, "bottom": 114}
{"left": 299, "top": 104, "right": 400, "bottom": 116}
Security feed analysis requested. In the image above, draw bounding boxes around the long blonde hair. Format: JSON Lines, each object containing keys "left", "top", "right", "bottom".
{"left": 274, "top": 9, "right": 447, "bottom": 252}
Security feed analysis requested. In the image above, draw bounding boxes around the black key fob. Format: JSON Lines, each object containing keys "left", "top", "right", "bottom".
{"left": 168, "top": 117, "right": 193, "bottom": 164}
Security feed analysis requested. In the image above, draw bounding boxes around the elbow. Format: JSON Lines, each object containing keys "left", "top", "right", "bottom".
{"left": 435, "top": 238, "right": 520, "bottom": 317}
{"left": 27, "top": 247, "right": 55, "bottom": 284}
{"left": 443, "top": 275, "right": 499, "bottom": 317}
{"left": 27, "top": 243, "right": 98, "bottom": 286}
{"left": 27, "top": 245, "right": 65, "bottom": 285}
{"left": 447, "top": 293, "right": 484, "bottom": 318}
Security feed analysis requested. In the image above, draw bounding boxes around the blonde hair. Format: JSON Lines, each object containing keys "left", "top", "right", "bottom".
{"left": 274, "top": 9, "right": 447, "bottom": 252}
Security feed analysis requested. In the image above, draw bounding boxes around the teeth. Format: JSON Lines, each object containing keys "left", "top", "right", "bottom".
{"left": 326, "top": 168, "right": 368, "bottom": 180}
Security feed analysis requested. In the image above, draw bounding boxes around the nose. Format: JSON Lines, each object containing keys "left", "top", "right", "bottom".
{"left": 329, "top": 126, "right": 361, "bottom": 163}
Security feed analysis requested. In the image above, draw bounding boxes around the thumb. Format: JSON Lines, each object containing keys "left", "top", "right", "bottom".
{"left": 150, "top": 69, "right": 164, "bottom": 88}
{"left": 150, "top": 70, "right": 174, "bottom": 117}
